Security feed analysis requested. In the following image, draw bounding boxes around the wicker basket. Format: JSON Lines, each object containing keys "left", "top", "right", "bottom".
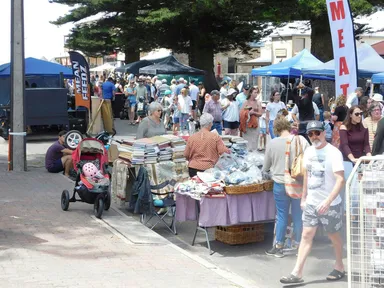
{"left": 263, "top": 180, "right": 274, "bottom": 191}
{"left": 224, "top": 183, "right": 264, "bottom": 195}
{"left": 215, "top": 224, "right": 264, "bottom": 245}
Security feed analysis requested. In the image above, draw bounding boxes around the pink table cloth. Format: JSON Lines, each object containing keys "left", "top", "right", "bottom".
{"left": 176, "top": 191, "right": 276, "bottom": 227}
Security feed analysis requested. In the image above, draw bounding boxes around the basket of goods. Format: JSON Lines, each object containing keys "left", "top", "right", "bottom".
{"left": 215, "top": 224, "right": 264, "bottom": 245}
{"left": 263, "top": 180, "right": 274, "bottom": 191}
{"left": 224, "top": 182, "right": 264, "bottom": 195}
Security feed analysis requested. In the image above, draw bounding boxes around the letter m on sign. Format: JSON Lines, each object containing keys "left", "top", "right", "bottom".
{"left": 330, "top": 1, "right": 346, "bottom": 21}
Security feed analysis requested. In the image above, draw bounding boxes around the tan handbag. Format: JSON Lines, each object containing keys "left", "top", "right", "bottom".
{"left": 290, "top": 136, "right": 304, "bottom": 179}
{"left": 284, "top": 138, "right": 303, "bottom": 199}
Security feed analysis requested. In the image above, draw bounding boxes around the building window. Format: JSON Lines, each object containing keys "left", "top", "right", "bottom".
{"left": 293, "top": 38, "right": 305, "bottom": 54}
{"left": 228, "top": 58, "right": 236, "bottom": 73}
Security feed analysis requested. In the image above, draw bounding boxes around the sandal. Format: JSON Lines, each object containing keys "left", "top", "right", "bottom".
{"left": 326, "top": 269, "right": 345, "bottom": 281}
{"left": 280, "top": 274, "right": 304, "bottom": 284}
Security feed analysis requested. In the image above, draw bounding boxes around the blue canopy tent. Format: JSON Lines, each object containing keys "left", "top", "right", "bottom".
{"left": 251, "top": 49, "right": 324, "bottom": 78}
{"left": 0, "top": 57, "right": 73, "bottom": 105}
{"left": 0, "top": 57, "right": 73, "bottom": 78}
{"left": 302, "top": 43, "right": 384, "bottom": 78}
{"left": 372, "top": 73, "right": 384, "bottom": 84}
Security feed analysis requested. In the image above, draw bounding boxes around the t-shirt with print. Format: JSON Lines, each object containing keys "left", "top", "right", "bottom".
{"left": 303, "top": 144, "right": 344, "bottom": 207}
{"left": 266, "top": 101, "right": 286, "bottom": 121}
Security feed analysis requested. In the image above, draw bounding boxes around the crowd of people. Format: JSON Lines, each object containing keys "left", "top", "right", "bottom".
{"left": 45, "top": 73, "right": 384, "bottom": 284}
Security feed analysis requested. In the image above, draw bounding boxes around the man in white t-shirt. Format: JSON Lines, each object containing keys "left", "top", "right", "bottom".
{"left": 189, "top": 79, "right": 200, "bottom": 120}
{"left": 346, "top": 87, "right": 363, "bottom": 108}
{"left": 281, "top": 120, "right": 345, "bottom": 285}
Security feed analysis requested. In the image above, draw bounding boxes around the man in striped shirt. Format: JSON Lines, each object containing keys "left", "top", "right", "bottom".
{"left": 203, "top": 90, "right": 223, "bottom": 135}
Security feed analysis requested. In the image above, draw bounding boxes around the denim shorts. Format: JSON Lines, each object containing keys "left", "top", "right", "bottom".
{"left": 260, "top": 128, "right": 266, "bottom": 135}
{"left": 173, "top": 117, "right": 180, "bottom": 124}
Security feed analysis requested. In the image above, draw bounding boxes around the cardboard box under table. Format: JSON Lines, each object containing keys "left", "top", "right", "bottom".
{"left": 175, "top": 190, "right": 275, "bottom": 254}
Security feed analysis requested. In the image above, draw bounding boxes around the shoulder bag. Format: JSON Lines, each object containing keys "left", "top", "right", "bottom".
{"left": 290, "top": 136, "right": 304, "bottom": 179}
{"left": 284, "top": 137, "right": 303, "bottom": 199}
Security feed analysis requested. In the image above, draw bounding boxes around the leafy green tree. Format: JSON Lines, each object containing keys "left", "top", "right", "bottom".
{"left": 51, "top": 0, "right": 162, "bottom": 63}
{"left": 137, "top": 0, "right": 297, "bottom": 89}
{"left": 51, "top": 0, "right": 297, "bottom": 89}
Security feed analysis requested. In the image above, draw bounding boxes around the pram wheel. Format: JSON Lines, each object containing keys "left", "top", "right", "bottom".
{"left": 61, "top": 190, "right": 70, "bottom": 211}
{"left": 94, "top": 194, "right": 104, "bottom": 219}
{"left": 104, "top": 191, "right": 111, "bottom": 211}
{"left": 64, "top": 130, "right": 83, "bottom": 149}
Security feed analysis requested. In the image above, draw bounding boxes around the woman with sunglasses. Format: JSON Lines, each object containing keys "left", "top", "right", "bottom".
{"left": 136, "top": 102, "right": 166, "bottom": 139}
{"left": 339, "top": 106, "right": 371, "bottom": 207}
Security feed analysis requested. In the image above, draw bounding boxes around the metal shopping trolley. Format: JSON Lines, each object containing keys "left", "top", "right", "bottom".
{"left": 346, "top": 156, "right": 384, "bottom": 288}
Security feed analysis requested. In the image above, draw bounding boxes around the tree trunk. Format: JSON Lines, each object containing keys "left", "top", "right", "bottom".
{"left": 124, "top": 48, "right": 140, "bottom": 64}
{"left": 189, "top": 38, "right": 219, "bottom": 92}
{"left": 310, "top": 12, "right": 333, "bottom": 62}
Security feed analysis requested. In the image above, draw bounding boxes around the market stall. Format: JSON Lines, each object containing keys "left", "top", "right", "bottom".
{"left": 110, "top": 133, "right": 276, "bottom": 254}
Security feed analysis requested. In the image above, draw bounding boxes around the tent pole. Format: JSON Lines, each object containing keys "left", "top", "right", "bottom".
{"left": 286, "top": 73, "right": 290, "bottom": 104}
{"left": 299, "top": 75, "right": 303, "bottom": 97}
{"left": 370, "top": 82, "right": 374, "bottom": 98}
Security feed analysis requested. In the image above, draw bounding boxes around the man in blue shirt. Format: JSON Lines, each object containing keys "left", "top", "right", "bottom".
{"left": 101, "top": 77, "right": 116, "bottom": 134}
{"left": 236, "top": 84, "right": 250, "bottom": 108}
{"left": 101, "top": 77, "right": 116, "bottom": 100}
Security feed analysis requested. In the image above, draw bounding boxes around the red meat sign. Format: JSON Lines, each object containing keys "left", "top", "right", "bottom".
{"left": 326, "top": 0, "right": 358, "bottom": 97}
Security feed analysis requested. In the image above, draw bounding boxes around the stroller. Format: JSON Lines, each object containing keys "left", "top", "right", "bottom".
{"left": 61, "top": 138, "right": 111, "bottom": 219}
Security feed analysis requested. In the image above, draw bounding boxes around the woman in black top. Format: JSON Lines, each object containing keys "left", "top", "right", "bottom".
{"left": 331, "top": 95, "right": 348, "bottom": 148}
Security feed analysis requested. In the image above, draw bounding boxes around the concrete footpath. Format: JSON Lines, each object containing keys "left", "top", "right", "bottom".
{"left": 0, "top": 166, "right": 255, "bottom": 288}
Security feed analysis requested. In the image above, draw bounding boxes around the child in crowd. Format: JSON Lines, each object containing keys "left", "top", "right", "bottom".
{"left": 323, "top": 111, "right": 334, "bottom": 143}
{"left": 258, "top": 103, "right": 267, "bottom": 151}
{"left": 171, "top": 96, "right": 181, "bottom": 135}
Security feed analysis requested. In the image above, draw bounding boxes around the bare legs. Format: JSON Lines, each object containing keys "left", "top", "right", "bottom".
{"left": 328, "top": 232, "right": 345, "bottom": 272}
{"left": 61, "top": 155, "right": 73, "bottom": 177}
{"left": 291, "top": 227, "right": 317, "bottom": 278}
{"left": 290, "top": 228, "right": 344, "bottom": 279}
{"left": 129, "top": 107, "right": 135, "bottom": 124}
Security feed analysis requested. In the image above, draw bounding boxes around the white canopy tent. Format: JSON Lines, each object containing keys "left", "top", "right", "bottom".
{"left": 90, "top": 63, "right": 115, "bottom": 72}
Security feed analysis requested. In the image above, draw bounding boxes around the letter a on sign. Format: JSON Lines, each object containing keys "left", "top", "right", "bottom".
{"left": 326, "top": 0, "right": 358, "bottom": 96}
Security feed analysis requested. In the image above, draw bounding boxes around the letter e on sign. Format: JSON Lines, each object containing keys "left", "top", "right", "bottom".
{"left": 339, "top": 57, "right": 350, "bottom": 76}
{"left": 330, "top": 1, "right": 346, "bottom": 21}
{"left": 338, "top": 29, "right": 345, "bottom": 48}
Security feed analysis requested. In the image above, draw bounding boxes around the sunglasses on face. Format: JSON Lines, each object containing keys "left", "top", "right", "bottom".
{"left": 157, "top": 110, "right": 162, "bottom": 112}
{"left": 307, "top": 130, "right": 321, "bottom": 137}
{"left": 354, "top": 112, "right": 363, "bottom": 117}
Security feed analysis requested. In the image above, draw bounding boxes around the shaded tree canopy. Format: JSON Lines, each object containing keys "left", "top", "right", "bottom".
{"left": 52, "top": 0, "right": 384, "bottom": 89}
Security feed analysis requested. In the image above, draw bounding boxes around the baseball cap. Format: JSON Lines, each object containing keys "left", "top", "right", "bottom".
{"left": 243, "top": 84, "right": 251, "bottom": 90}
{"left": 221, "top": 80, "right": 228, "bottom": 85}
{"left": 306, "top": 121, "right": 324, "bottom": 132}
{"left": 161, "top": 79, "right": 167, "bottom": 84}
{"left": 227, "top": 88, "right": 238, "bottom": 97}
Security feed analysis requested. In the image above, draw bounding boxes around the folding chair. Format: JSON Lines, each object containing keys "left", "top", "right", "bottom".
{"left": 141, "top": 184, "right": 177, "bottom": 235}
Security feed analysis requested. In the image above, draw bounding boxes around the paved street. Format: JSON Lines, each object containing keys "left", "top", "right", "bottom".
{"left": 0, "top": 119, "right": 349, "bottom": 287}
{"left": 0, "top": 167, "right": 249, "bottom": 288}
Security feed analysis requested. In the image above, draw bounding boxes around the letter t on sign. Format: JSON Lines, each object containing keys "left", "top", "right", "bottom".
{"left": 338, "top": 29, "right": 345, "bottom": 48}
{"left": 340, "top": 84, "right": 349, "bottom": 96}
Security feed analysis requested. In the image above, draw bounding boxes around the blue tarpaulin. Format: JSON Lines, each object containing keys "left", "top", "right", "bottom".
{"left": 251, "top": 49, "right": 324, "bottom": 78}
{"left": 372, "top": 73, "right": 384, "bottom": 84}
{"left": 0, "top": 57, "right": 73, "bottom": 78}
{"left": 302, "top": 43, "right": 384, "bottom": 78}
